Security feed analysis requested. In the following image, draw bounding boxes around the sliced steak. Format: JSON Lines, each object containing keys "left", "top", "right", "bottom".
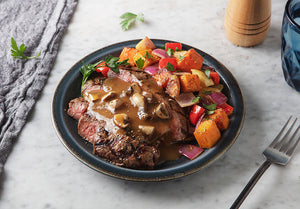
{"left": 168, "top": 99, "right": 191, "bottom": 141}
{"left": 78, "top": 114, "right": 159, "bottom": 169}
{"left": 67, "top": 97, "right": 88, "bottom": 120}
{"left": 68, "top": 69, "right": 191, "bottom": 169}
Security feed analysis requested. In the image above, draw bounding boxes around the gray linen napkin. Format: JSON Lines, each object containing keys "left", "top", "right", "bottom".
{"left": 0, "top": 0, "right": 78, "bottom": 176}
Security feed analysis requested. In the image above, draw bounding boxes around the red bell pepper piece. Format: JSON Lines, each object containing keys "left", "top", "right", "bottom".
{"left": 189, "top": 104, "right": 205, "bottom": 125}
{"left": 210, "top": 71, "right": 220, "bottom": 85}
{"left": 159, "top": 58, "right": 177, "bottom": 71}
{"left": 165, "top": 42, "right": 182, "bottom": 51}
{"left": 96, "top": 62, "right": 110, "bottom": 77}
{"left": 217, "top": 103, "right": 234, "bottom": 116}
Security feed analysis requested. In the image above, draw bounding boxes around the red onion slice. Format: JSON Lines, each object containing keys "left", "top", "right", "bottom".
{"left": 144, "top": 64, "right": 159, "bottom": 75}
{"left": 208, "top": 92, "right": 228, "bottom": 105}
{"left": 175, "top": 92, "right": 196, "bottom": 107}
{"left": 179, "top": 144, "right": 204, "bottom": 160}
{"left": 152, "top": 49, "right": 170, "bottom": 58}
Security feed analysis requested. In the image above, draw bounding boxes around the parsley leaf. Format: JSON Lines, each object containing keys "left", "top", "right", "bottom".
{"left": 166, "top": 48, "right": 175, "bottom": 56}
{"left": 120, "top": 12, "right": 144, "bottom": 31}
{"left": 105, "top": 55, "right": 129, "bottom": 73}
{"left": 179, "top": 55, "right": 185, "bottom": 61}
{"left": 204, "top": 69, "right": 211, "bottom": 78}
{"left": 203, "top": 103, "right": 217, "bottom": 111}
{"left": 166, "top": 62, "right": 175, "bottom": 71}
{"left": 203, "top": 90, "right": 212, "bottom": 95}
{"left": 136, "top": 58, "right": 145, "bottom": 69}
{"left": 143, "top": 51, "right": 152, "bottom": 59}
{"left": 11, "top": 37, "right": 41, "bottom": 60}
{"left": 80, "top": 56, "right": 130, "bottom": 95}
{"left": 192, "top": 96, "right": 201, "bottom": 103}
{"left": 80, "top": 60, "right": 103, "bottom": 96}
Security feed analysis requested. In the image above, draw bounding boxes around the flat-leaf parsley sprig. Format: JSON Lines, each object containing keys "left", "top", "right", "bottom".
{"left": 120, "top": 12, "right": 144, "bottom": 31}
{"left": 80, "top": 56, "right": 130, "bottom": 95}
{"left": 11, "top": 37, "right": 41, "bottom": 60}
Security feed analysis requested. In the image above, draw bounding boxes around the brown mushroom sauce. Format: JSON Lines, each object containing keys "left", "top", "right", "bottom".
{"left": 84, "top": 76, "right": 172, "bottom": 146}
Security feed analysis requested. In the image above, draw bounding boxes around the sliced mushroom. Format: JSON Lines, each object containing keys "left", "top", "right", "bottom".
{"left": 142, "top": 91, "right": 153, "bottom": 103}
{"left": 101, "top": 91, "right": 117, "bottom": 102}
{"left": 138, "top": 125, "right": 155, "bottom": 136}
{"left": 154, "top": 103, "right": 170, "bottom": 119}
{"left": 138, "top": 111, "right": 152, "bottom": 121}
{"left": 87, "top": 91, "right": 102, "bottom": 101}
{"left": 113, "top": 113, "right": 129, "bottom": 128}
{"left": 126, "top": 82, "right": 142, "bottom": 95}
{"left": 107, "top": 99, "right": 123, "bottom": 113}
{"left": 131, "top": 83, "right": 142, "bottom": 93}
{"left": 130, "top": 93, "right": 146, "bottom": 111}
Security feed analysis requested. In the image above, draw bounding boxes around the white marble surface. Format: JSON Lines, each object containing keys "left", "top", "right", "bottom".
{"left": 1, "top": 0, "right": 300, "bottom": 208}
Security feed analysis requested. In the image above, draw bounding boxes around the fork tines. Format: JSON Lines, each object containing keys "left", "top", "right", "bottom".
{"left": 269, "top": 116, "right": 300, "bottom": 156}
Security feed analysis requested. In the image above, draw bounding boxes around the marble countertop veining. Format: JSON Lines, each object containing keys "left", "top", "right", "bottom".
{"left": 0, "top": 0, "right": 299, "bottom": 208}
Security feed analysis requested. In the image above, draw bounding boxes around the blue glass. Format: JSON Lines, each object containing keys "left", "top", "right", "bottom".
{"left": 282, "top": 0, "right": 300, "bottom": 91}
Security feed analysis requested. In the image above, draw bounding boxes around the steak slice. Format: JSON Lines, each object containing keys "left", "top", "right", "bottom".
{"left": 67, "top": 97, "right": 88, "bottom": 120}
{"left": 78, "top": 114, "right": 159, "bottom": 169}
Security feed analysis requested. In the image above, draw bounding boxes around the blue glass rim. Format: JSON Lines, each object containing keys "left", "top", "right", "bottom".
{"left": 286, "top": 0, "right": 300, "bottom": 30}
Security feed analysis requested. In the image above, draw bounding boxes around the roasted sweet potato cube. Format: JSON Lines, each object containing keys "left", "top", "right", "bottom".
{"left": 133, "top": 50, "right": 160, "bottom": 69}
{"left": 194, "top": 120, "right": 221, "bottom": 148}
{"left": 135, "top": 36, "right": 156, "bottom": 51}
{"left": 179, "top": 74, "right": 202, "bottom": 92}
{"left": 176, "top": 49, "right": 204, "bottom": 72}
{"left": 208, "top": 108, "right": 229, "bottom": 130}
{"left": 119, "top": 47, "right": 138, "bottom": 66}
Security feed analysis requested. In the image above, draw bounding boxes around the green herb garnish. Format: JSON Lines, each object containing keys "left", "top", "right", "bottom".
{"left": 80, "top": 56, "right": 129, "bottom": 95}
{"left": 105, "top": 55, "right": 129, "bottom": 73}
{"left": 166, "top": 62, "right": 175, "bottom": 71}
{"left": 166, "top": 48, "right": 175, "bottom": 56}
{"left": 144, "top": 51, "right": 153, "bottom": 59}
{"left": 203, "top": 103, "right": 217, "bottom": 115}
{"left": 11, "top": 37, "right": 41, "bottom": 60}
{"left": 80, "top": 61, "right": 102, "bottom": 96}
{"left": 203, "top": 90, "right": 212, "bottom": 95}
{"left": 179, "top": 55, "right": 185, "bottom": 61}
{"left": 120, "top": 12, "right": 144, "bottom": 31}
{"left": 204, "top": 69, "right": 211, "bottom": 78}
{"left": 136, "top": 58, "right": 145, "bottom": 69}
{"left": 192, "top": 96, "right": 201, "bottom": 103}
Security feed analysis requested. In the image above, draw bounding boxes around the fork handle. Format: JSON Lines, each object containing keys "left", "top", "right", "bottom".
{"left": 230, "top": 160, "right": 272, "bottom": 209}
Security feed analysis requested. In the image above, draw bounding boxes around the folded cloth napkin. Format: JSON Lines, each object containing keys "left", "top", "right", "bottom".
{"left": 0, "top": 0, "right": 78, "bottom": 176}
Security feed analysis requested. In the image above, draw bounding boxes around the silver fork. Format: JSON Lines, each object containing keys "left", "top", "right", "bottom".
{"left": 231, "top": 116, "right": 300, "bottom": 209}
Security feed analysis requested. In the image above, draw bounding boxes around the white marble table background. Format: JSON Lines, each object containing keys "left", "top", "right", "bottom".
{"left": 0, "top": 0, "right": 299, "bottom": 208}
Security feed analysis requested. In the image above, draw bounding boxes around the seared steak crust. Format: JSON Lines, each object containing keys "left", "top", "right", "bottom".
{"left": 78, "top": 114, "right": 159, "bottom": 169}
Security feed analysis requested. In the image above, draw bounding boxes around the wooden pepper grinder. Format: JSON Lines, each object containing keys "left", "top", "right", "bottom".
{"left": 224, "top": 0, "right": 271, "bottom": 47}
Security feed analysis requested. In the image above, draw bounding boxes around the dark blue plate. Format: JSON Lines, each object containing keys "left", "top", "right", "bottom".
{"left": 52, "top": 39, "right": 245, "bottom": 181}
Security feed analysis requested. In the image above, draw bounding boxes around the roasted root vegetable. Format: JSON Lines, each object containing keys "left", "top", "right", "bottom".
{"left": 179, "top": 74, "right": 202, "bottom": 92}
{"left": 133, "top": 50, "right": 160, "bottom": 69}
{"left": 176, "top": 49, "right": 204, "bottom": 72}
{"left": 194, "top": 119, "right": 221, "bottom": 148}
{"left": 135, "top": 36, "right": 156, "bottom": 51}
{"left": 166, "top": 75, "right": 180, "bottom": 98}
{"left": 191, "top": 69, "right": 214, "bottom": 87}
{"left": 208, "top": 108, "right": 229, "bottom": 130}
{"left": 119, "top": 47, "right": 138, "bottom": 66}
